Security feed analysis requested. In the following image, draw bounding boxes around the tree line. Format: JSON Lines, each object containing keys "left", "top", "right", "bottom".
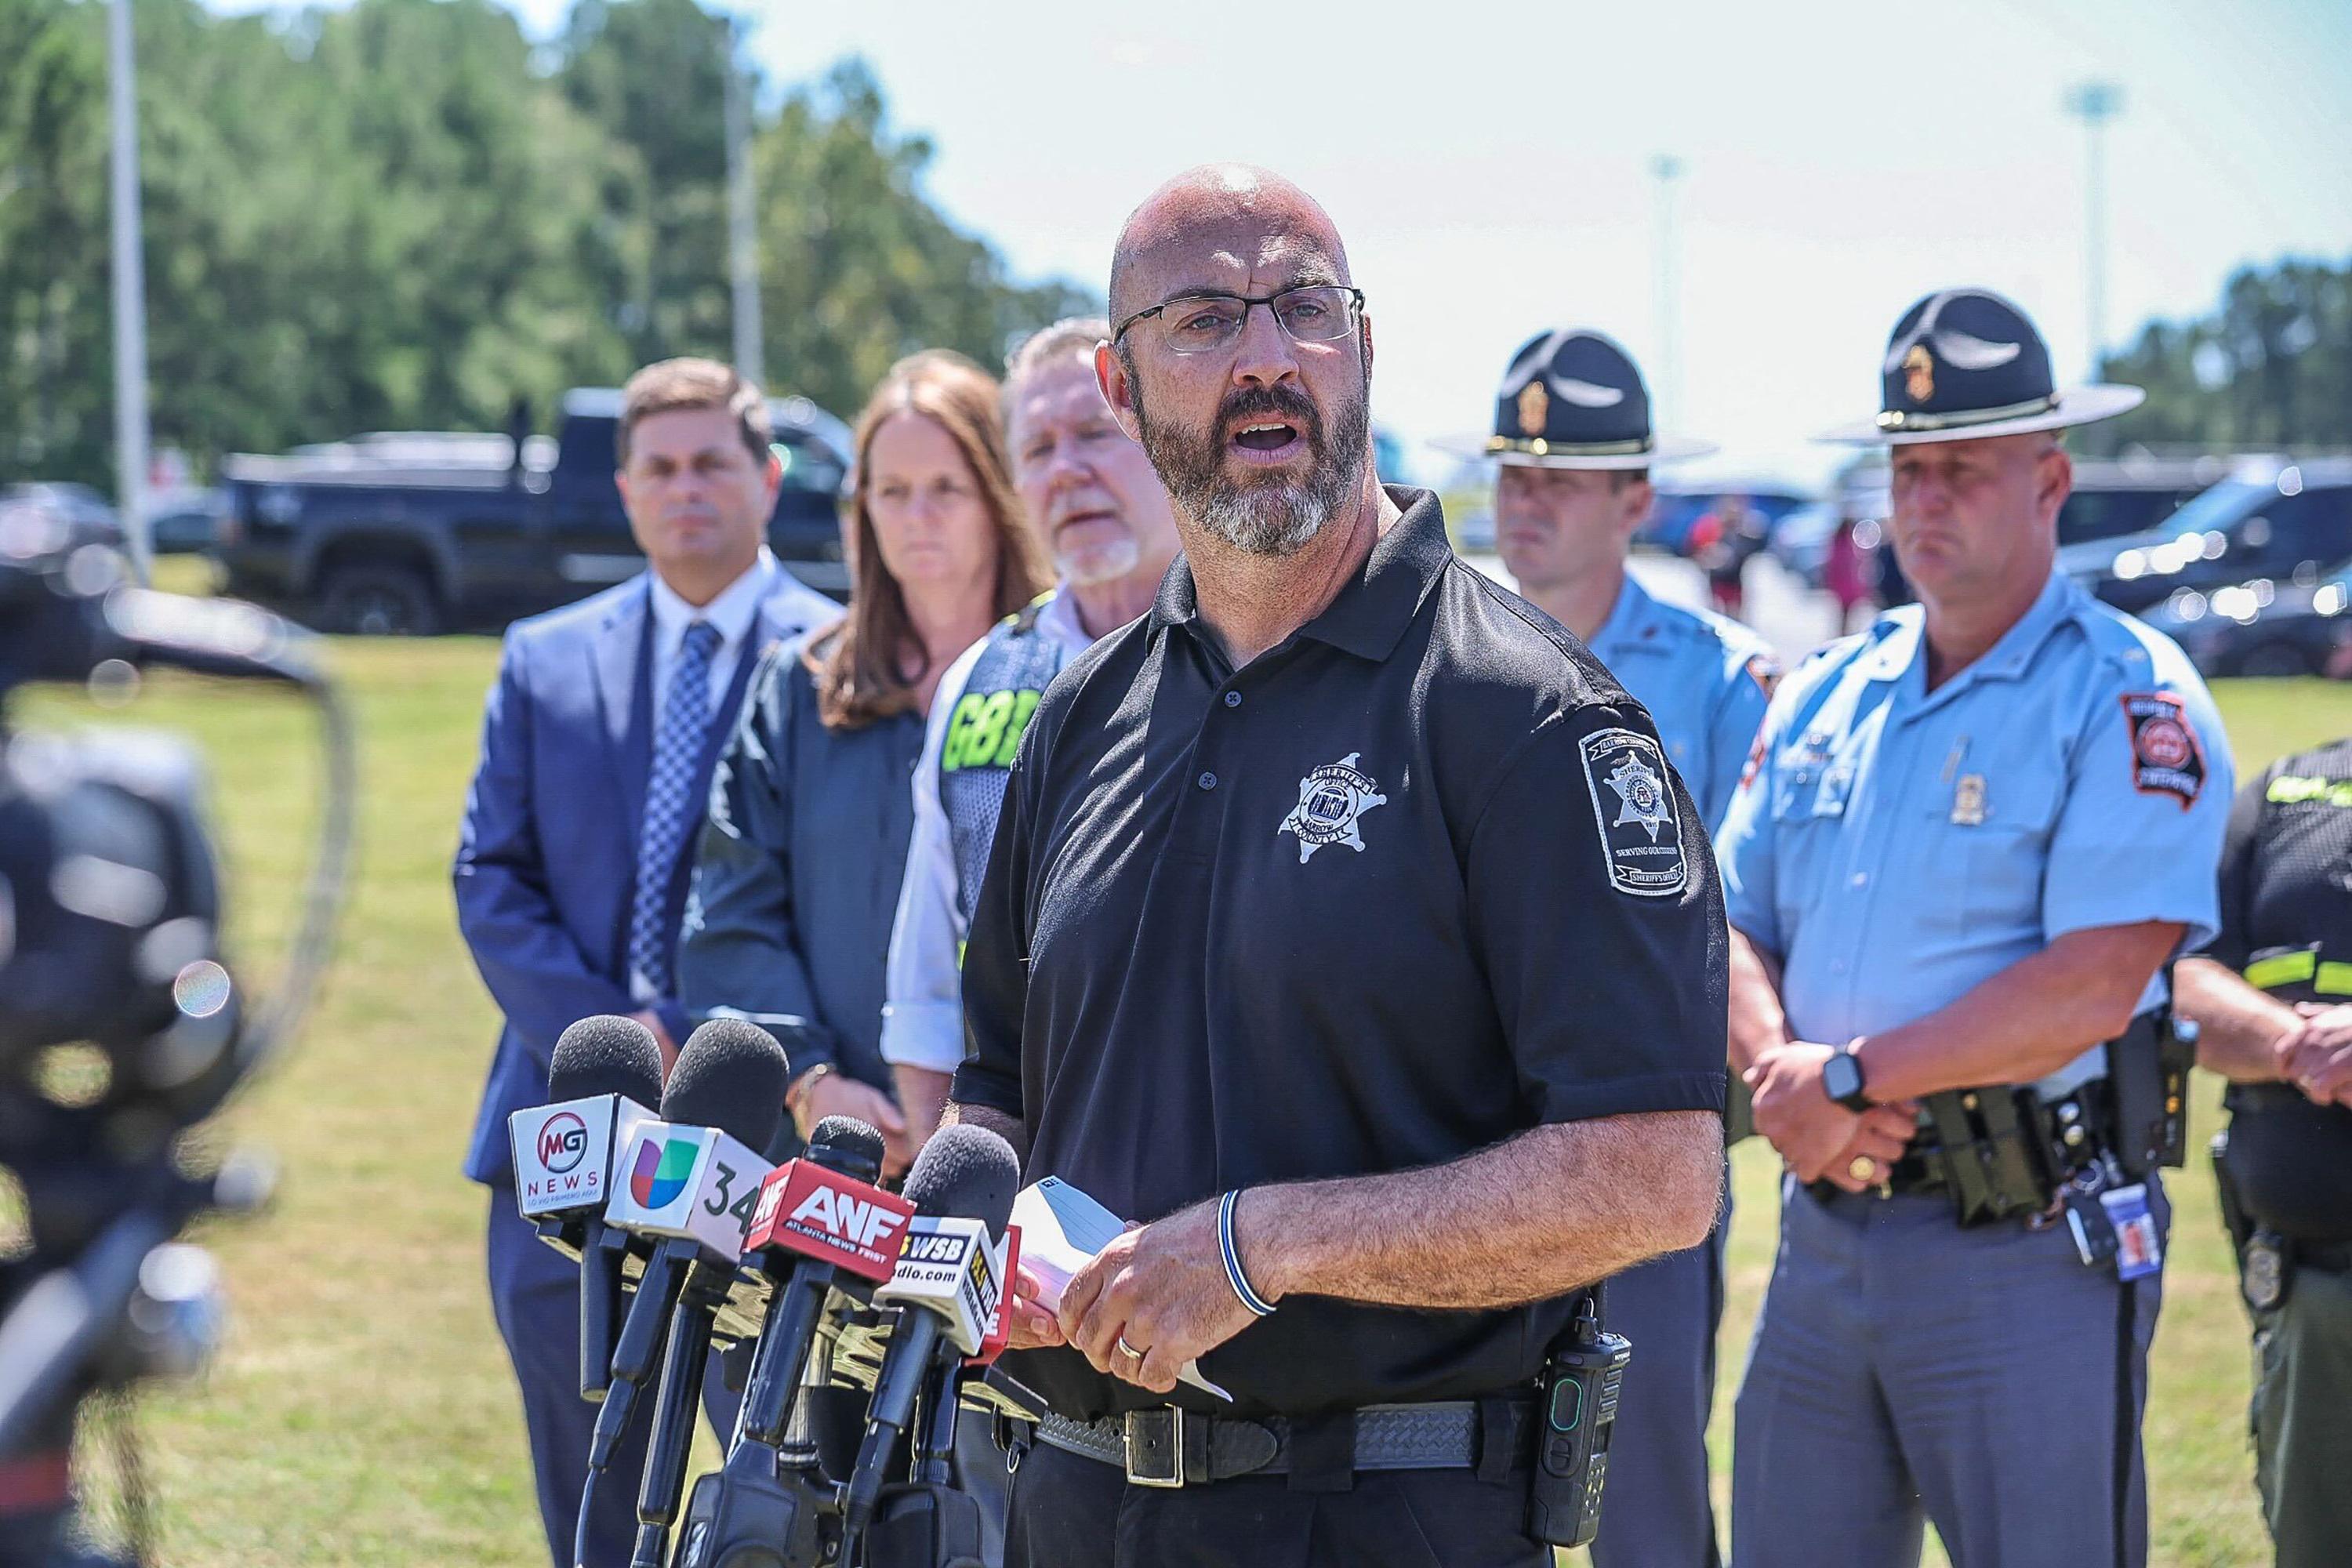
{"left": 0, "top": 0, "right": 1092, "bottom": 491}
{"left": 2091, "top": 256, "right": 2352, "bottom": 456}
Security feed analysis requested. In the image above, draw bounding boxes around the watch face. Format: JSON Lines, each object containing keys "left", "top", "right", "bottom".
{"left": 1824, "top": 1052, "right": 1863, "bottom": 1103}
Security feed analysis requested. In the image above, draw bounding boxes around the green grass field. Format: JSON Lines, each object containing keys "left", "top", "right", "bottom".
{"left": 15, "top": 575, "right": 2340, "bottom": 1565}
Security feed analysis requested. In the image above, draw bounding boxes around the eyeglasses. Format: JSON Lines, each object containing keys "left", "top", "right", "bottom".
{"left": 1112, "top": 284, "right": 1366, "bottom": 356}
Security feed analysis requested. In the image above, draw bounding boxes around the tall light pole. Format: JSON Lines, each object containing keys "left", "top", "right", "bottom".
{"left": 722, "top": 13, "right": 765, "bottom": 390}
{"left": 2064, "top": 81, "right": 2124, "bottom": 382}
{"left": 1650, "top": 155, "right": 1686, "bottom": 436}
{"left": 108, "top": 0, "right": 152, "bottom": 581}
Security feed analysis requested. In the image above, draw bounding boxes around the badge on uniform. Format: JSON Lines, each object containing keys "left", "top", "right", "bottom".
{"left": 1579, "top": 729, "right": 1689, "bottom": 898}
{"left": 2121, "top": 693, "right": 2205, "bottom": 808}
{"left": 2101, "top": 1183, "right": 2163, "bottom": 1282}
{"left": 1278, "top": 753, "right": 1387, "bottom": 865}
{"left": 2241, "top": 1232, "right": 2288, "bottom": 1313}
{"left": 1950, "top": 773, "right": 1987, "bottom": 826}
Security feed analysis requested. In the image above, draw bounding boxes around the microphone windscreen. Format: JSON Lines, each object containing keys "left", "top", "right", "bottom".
{"left": 809, "top": 1116, "right": 886, "bottom": 1183}
{"left": 548, "top": 1014, "right": 662, "bottom": 1106}
{"left": 899, "top": 1125, "right": 1019, "bottom": 1239}
{"left": 662, "top": 1018, "right": 788, "bottom": 1153}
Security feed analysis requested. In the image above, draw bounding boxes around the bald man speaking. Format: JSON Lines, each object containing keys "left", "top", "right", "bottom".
{"left": 944, "top": 165, "right": 1726, "bottom": 1567}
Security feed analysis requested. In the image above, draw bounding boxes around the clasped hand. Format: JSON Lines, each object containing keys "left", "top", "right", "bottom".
{"left": 1746, "top": 1040, "right": 1920, "bottom": 1191}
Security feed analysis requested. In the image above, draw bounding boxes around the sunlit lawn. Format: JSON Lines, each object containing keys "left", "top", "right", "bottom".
{"left": 16, "top": 568, "right": 2336, "bottom": 1564}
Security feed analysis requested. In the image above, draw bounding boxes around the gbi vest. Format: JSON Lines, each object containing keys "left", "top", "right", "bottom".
{"left": 938, "top": 594, "right": 1076, "bottom": 929}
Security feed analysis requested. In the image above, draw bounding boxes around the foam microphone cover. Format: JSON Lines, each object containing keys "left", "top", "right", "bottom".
{"left": 809, "top": 1115, "right": 887, "bottom": 1184}
{"left": 662, "top": 1018, "right": 789, "bottom": 1153}
{"left": 898, "top": 1124, "right": 1020, "bottom": 1240}
{"left": 547, "top": 1014, "right": 663, "bottom": 1106}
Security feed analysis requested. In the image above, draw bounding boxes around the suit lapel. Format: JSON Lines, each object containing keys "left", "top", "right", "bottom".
{"left": 593, "top": 577, "right": 654, "bottom": 839}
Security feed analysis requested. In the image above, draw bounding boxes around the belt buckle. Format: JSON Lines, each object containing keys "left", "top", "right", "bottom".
{"left": 1123, "top": 1407, "right": 1187, "bottom": 1489}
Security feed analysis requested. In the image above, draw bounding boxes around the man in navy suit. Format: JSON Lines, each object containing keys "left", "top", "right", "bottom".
{"left": 454, "top": 358, "right": 838, "bottom": 1566}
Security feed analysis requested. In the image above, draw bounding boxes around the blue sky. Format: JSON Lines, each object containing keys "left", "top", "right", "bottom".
{"left": 207, "top": 0, "right": 2352, "bottom": 488}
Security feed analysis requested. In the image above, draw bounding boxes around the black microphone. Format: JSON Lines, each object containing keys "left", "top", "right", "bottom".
{"left": 668, "top": 1116, "right": 892, "bottom": 1568}
{"left": 579, "top": 1019, "right": 786, "bottom": 1568}
{"left": 837, "top": 1126, "right": 1019, "bottom": 1552}
{"left": 540, "top": 1015, "right": 665, "bottom": 1403}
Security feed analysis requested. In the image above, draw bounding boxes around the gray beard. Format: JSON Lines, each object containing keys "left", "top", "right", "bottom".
{"left": 1132, "top": 373, "right": 1370, "bottom": 558}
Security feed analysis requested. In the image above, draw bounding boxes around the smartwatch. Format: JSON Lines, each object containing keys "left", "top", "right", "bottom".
{"left": 1821, "top": 1040, "right": 1875, "bottom": 1112}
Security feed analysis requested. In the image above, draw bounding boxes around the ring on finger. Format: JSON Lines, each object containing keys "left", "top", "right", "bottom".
{"left": 1116, "top": 1335, "right": 1145, "bottom": 1364}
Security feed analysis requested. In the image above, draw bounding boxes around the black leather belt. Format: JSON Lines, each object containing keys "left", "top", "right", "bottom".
{"left": 1029, "top": 1399, "right": 1529, "bottom": 1489}
{"left": 2290, "top": 1237, "right": 2352, "bottom": 1272}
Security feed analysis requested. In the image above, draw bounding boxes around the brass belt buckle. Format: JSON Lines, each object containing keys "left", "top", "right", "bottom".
{"left": 1123, "top": 1407, "right": 1187, "bottom": 1488}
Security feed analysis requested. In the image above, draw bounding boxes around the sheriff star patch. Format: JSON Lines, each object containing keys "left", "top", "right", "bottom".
{"left": 1279, "top": 753, "right": 1388, "bottom": 864}
{"left": 2122, "top": 692, "right": 2205, "bottom": 809}
{"left": 1580, "top": 728, "right": 1689, "bottom": 897}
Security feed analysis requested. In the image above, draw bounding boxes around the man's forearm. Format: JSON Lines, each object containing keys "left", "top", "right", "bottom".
{"left": 1856, "top": 921, "right": 2183, "bottom": 1100}
{"left": 1236, "top": 1110, "right": 1721, "bottom": 1312}
{"left": 939, "top": 1098, "right": 1029, "bottom": 1166}
{"left": 2174, "top": 956, "right": 2294, "bottom": 1082}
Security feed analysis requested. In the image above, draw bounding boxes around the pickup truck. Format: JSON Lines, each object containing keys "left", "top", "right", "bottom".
{"left": 216, "top": 389, "right": 853, "bottom": 634}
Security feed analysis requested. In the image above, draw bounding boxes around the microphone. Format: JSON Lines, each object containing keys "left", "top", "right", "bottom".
{"left": 733, "top": 1116, "right": 911, "bottom": 1449}
{"left": 668, "top": 1116, "right": 906, "bottom": 1568}
{"left": 510, "top": 1014, "right": 664, "bottom": 1402}
{"left": 580, "top": 1020, "right": 785, "bottom": 1567}
{"left": 837, "top": 1125, "right": 1019, "bottom": 1551}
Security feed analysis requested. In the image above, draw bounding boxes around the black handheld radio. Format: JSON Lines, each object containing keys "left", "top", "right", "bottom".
{"left": 1527, "top": 1289, "right": 1632, "bottom": 1549}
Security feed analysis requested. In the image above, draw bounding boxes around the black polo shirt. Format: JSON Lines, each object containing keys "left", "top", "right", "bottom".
{"left": 2203, "top": 740, "right": 2352, "bottom": 1240}
{"left": 954, "top": 487, "right": 1728, "bottom": 1421}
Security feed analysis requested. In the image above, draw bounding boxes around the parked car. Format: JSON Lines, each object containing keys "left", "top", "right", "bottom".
{"left": 2056, "top": 456, "right": 2223, "bottom": 550}
{"left": 2144, "top": 561, "right": 2352, "bottom": 678}
{"left": 216, "top": 390, "right": 852, "bottom": 634}
{"left": 0, "top": 482, "right": 122, "bottom": 546}
{"left": 2060, "top": 459, "right": 2352, "bottom": 615}
{"left": 144, "top": 486, "right": 228, "bottom": 554}
{"left": 1642, "top": 485, "right": 1811, "bottom": 555}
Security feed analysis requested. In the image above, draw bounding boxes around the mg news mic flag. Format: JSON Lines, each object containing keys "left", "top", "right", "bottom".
{"left": 509, "top": 1093, "right": 657, "bottom": 1221}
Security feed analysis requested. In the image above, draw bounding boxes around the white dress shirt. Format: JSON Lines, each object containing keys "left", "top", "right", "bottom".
{"left": 879, "top": 588, "right": 1094, "bottom": 1073}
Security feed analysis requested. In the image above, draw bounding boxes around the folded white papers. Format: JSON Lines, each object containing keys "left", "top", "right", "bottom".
{"left": 1009, "top": 1177, "right": 1232, "bottom": 1402}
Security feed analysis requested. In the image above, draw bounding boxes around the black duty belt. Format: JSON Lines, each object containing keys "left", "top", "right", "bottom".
{"left": 1030, "top": 1399, "right": 1529, "bottom": 1490}
{"left": 2292, "top": 1238, "right": 2352, "bottom": 1272}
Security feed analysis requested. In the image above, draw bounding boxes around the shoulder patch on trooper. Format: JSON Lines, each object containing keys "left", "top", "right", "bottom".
{"left": 2121, "top": 692, "right": 2206, "bottom": 809}
{"left": 1579, "top": 728, "right": 1690, "bottom": 897}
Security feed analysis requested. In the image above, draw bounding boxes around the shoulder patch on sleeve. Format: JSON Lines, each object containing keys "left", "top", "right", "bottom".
{"left": 1579, "top": 728, "right": 1690, "bottom": 897}
{"left": 2121, "top": 692, "right": 2206, "bottom": 809}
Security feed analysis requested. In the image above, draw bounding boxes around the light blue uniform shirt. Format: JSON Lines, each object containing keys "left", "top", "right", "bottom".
{"left": 1718, "top": 568, "right": 2233, "bottom": 1096}
{"left": 1586, "top": 572, "right": 1778, "bottom": 828}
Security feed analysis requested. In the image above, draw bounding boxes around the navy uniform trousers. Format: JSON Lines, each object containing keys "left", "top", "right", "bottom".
{"left": 1733, "top": 1180, "right": 2165, "bottom": 1568}
{"left": 1590, "top": 1225, "right": 1726, "bottom": 1568}
{"left": 487, "top": 1196, "right": 741, "bottom": 1568}
{"left": 1003, "top": 1440, "right": 1546, "bottom": 1568}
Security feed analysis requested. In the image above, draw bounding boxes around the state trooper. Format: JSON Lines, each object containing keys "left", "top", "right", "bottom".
{"left": 1441, "top": 326, "right": 1773, "bottom": 1568}
{"left": 1719, "top": 287, "right": 2234, "bottom": 1568}
{"left": 2175, "top": 740, "right": 2352, "bottom": 1566}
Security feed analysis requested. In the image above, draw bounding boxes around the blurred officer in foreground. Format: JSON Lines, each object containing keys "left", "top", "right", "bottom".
{"left": 1442, "top": 326, "right": 1769, "bottom": 1568}
{"left": 2175, "top": 744, "right": 2352, "bottom": 1566}
{"left": 1721, "top": 288, "right": 2234, "bottom": 1568}
{"left": 949, "top": 164, "right": 1726, "bottom": 1568}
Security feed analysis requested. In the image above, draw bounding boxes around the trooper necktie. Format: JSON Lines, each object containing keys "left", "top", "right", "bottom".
{"left": 628, "top": 619, "right": 723, "bottom": 1002}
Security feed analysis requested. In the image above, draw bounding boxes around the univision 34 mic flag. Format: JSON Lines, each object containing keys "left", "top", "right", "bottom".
{"left": 604, "top": 1120, "right": 775, "bottom": 1262}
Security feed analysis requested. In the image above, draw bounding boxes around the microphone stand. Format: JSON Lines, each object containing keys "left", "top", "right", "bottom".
{"left": 628, "top": 1259, "right": 732, "bottom": 1568}
{"left": 854, "top": 1360, "right": 985, "bottom": 1568}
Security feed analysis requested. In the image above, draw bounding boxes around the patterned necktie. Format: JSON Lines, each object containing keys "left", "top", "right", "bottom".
{"left": 629, "top": 619, "right": 723, "bottom": 1001}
